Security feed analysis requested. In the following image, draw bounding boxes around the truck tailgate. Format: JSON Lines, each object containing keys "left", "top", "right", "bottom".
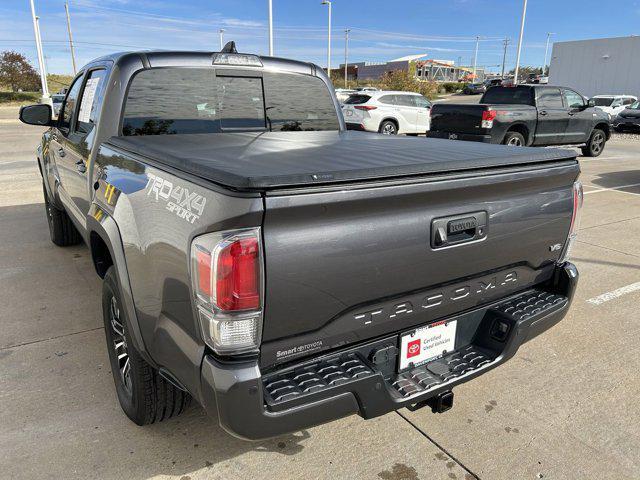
{"left": 430, "top": 104, "right": 490, "bottom": 134}
{"left": 260, "top": 160, "right": 579, "bottom": 368}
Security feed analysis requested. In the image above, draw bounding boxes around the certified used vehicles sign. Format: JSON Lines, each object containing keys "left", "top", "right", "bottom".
{"left": 399, "top": 320, "right": 457, "bottom": 371}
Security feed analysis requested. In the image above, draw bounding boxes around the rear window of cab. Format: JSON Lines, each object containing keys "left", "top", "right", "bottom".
{"left": 121, "top": 68, "right": 340, "bottom": 135}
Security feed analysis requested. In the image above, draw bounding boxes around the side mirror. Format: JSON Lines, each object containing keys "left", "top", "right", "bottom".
{"left": 587, "top": 99, "right": 596, "bottom": 108}
{"left": 19, "top": 104, "right": 52, "bottom": 126}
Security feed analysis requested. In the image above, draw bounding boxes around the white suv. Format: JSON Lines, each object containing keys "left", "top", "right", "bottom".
{"left": 342, "top": 91, "right": 432, "bottom": 134}
{"left": 591, "top": 95, "right": 637, "bottom": 117}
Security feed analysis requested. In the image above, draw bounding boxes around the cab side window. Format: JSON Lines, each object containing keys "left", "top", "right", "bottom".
{"left": 76, "top": 69, "right": 107, "bottom": 135}
{"left": 563, "top": 89, "right": 585, "bottom": 109}
{"left": 537, "top": 88, "right": 563, "bottom": 108}
{"left": 59, "top": 74, "right": 84, "bottom": 132}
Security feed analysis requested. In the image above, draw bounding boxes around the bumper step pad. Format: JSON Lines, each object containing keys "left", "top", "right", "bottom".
{"left": 492, "top": 290, "right": 566, "bottom": 321}
{"left": 391, "top": 346, "right": 494, "bottom": 398}
{"left": 262, "top": 288, "right": 568, "bottom": 409}
{"left": 263, "top": 353, "right": 374, "bottom": 404}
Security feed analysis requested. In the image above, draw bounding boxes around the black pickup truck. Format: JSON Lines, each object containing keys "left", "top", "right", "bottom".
{"left": 428, "top": 85, "right": 611, "bottom": 157}
{"left": 19, "top": 45, "right": 581, "bottom": 440}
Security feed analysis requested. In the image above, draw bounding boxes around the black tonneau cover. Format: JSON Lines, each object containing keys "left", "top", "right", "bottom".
{"left": 106, "top": 130, "right": 576, "bottom": 191}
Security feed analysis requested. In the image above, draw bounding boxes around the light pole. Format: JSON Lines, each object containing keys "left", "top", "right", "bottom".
{"left": 321, "top": 0, "right": 332, "bottom": 77}
{"left": 472, "top": 35, "right": 480, "bottom": 80}
{"left": 267, "top": 0, "right": 274, "bottom": 55}
{"left": 29, "top": 0, "right": 49, "bottom": 101}
{"left": 64, "top": 2, "right": 77, "bottom": 75}
{"left": 513, "top": 0, "right": 528, "bottom": 85}
{"left": 344, "top": 28, "right": 350, "bottom": 88}
{"left": 543, "top": 32, "right": 555, "bottom": 75}
{"left": 219, "top": 29, "right": 225, "bottom": 50}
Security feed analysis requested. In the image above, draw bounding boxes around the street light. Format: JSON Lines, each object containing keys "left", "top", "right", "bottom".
{"left": 267, "top": 0, "right": 274, "bottom": 55}
{"left": 513, "top": 0, "right": 528, "bottom": 85}
{"left": 472, "top": 35, "right": 480, "bottom": 80}
{"left": 29, "top": 0, "right": 49, "bottom": 102}
{"left": 321, "top": 0, "right": 332, "bottom": 77}
{"left": 543, "top": 32, "right": 555, "bottom": 75}
{"left": 344, "top": 28, "right": 350, "bottom": 88}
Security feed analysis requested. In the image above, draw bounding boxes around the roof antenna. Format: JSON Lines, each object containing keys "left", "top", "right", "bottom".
{"left": 221, "top": 41, "right": 237, "bottom": 53}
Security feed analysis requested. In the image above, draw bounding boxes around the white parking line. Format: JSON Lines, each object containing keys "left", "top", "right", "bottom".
{"left": 587, "top": 281, "right": 640, "bottom": 305}
{"left": 583, "top": 182, "right": 640, "bottom": 196}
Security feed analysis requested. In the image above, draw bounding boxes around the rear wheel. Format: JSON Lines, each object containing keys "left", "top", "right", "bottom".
{"left": 102, "top": 266, "right": 190, "bottom": 425}
{"left": 502, "top": 131, "right": 525, "bottom": 147}
{"left": 42, "top": 182, "right": 82, "bottom": 246}
{"left": 379, "top": 120, "right": 397, "bottom": 135}
{"left": 581, "top": 128, "right": 606, "bottom": 157}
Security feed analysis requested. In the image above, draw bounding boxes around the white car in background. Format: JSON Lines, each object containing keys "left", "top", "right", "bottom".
{"left": 334, "top": 88, "right": 357, "bottom": 104}
{"left": 342, "top": 91, "right": 432, "bottom": 135}
{"left": 591, "top": 95, "right": 637, "bottom": 117}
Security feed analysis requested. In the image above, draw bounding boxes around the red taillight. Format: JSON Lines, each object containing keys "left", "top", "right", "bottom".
{"left": 482, "top": 110, "right": 497, "bottom": 121}
{"left": 354, "top": 105, "right": 377, "bottom": 111}
{"left": 215, "top": 237, "right": 259, "bottom": 311}
{"left": 196, "top": 249, "right": 212, "bottom": 297}
{"left": 190, "top": 228, "right": 263, "bottom": 354}
{"left": 560, "top": 181, "right": 583, "bottom": 263}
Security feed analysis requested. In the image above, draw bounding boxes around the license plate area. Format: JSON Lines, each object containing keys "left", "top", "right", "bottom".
{"left": 398, "top": 320, "right": 457, "bottom": 372}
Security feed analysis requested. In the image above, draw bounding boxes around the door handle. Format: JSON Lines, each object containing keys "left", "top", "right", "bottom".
{"left": 539, "top": 110, "right": 548, "bottom": 116}
{"left": 57, "top": 148, "right": 66, "bottom": 157}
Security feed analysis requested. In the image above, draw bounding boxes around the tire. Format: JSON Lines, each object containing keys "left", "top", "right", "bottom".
{"left": 102, "top": 266, "right": 190, "bottom": 425}
{"left": 43, "top": 182, "right": 82, "bottom": 247}
{"left": 502, "top": 131, "right": 525, "bottom": 147}
{"left": 379, "top": 120, "right": 398, "bottom": 135}
{"left": 581, "top": 128, "right": 606, "bottom": 157}
{"left": 614, "top": 125, "right": 625, "bottom": 133}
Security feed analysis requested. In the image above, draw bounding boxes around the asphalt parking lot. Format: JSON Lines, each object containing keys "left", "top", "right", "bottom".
{"left": 1, "top": 104, "right": 639, "bottom": 480}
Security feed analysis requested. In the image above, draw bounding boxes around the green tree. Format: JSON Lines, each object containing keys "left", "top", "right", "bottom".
{"left": 0, "top": 51, "right": 41, "bottom": 92}
{"left": 508, "top": 66, "right": 543, "bottom": 83}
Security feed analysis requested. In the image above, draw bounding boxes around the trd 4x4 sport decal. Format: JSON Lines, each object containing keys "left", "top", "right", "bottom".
{"left": 145, "top": 173, "right": 206, "bottom": 224}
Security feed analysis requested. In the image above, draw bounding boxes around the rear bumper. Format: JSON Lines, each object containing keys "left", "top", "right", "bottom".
{"left": 200, "top": 262, "right": 578, "bottom": 440}
{"left": 613, "top": 118, "right": 640, "bottom": 128}
{"left": 345, "top": 122, "right": 366, "bottom": 131}
{"left": 427, "top": 130, "right": 494, "bottom": 143}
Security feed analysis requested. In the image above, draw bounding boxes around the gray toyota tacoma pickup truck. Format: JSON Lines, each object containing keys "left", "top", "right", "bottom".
{"left": 19, "top": 44, "right": 582, "bottom": 440}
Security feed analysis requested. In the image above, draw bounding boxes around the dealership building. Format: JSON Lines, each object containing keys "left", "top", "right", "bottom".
{"left": 339, "top": 54, "right": 485, "bottom": 82}
{"left": 549, "top": 36, "right": 640, "bottom": 98}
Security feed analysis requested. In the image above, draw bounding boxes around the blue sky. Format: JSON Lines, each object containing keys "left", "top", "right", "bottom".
{"left": 2, "top": 0, "right": 640, "bottom": 75}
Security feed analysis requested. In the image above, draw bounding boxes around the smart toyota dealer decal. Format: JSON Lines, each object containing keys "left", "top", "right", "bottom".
{"left": 399, "top": 320, "right": 457, "bottom": 371}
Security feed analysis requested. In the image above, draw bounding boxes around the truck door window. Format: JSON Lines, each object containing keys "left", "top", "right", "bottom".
{"left": 537, "top": 88, "right": 563, "bottom": 108}
{"left": 58, "top": 74, "right": 84, "bottom": 132}
{"left": 76, "top": 69, "right": 107, "bottom": 135}
{"left": 563, "top": 90, "right": 584, "bottom": 109}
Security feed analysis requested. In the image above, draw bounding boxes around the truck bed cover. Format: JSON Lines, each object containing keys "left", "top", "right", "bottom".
{"left": 106, "top": 130, "right": 576, "bottom": 191}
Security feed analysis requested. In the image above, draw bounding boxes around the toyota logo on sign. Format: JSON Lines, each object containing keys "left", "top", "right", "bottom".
{"left": 407, "top": 339, "right": 421, "bottom": 358}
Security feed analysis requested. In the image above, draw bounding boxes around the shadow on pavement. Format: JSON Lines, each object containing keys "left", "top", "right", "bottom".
{"left": 589, "top": 169, "right": 640, "bottom": 194}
